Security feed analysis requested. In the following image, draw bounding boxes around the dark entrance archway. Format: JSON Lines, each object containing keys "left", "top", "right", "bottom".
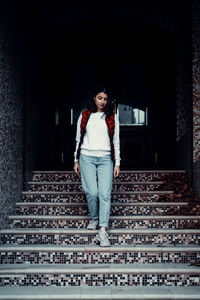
{"left": 40, "top": 19, "right": 175, "bottom": 170}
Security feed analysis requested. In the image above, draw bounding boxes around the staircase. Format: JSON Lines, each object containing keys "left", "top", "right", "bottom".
{"left": 0, "top": 170, "right": 200, "bottom": 299}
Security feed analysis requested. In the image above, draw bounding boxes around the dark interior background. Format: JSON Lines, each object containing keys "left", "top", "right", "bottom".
{"left": 23, "top": 0, "right": 190, "bottom": 172}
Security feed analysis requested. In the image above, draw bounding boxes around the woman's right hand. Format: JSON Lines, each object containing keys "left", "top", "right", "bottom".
{"left": 74, "top": 161, "right": 80, "bottom": 176}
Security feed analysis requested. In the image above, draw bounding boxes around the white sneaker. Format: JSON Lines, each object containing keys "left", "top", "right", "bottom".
{"left": 96, "top": 229, "right": 110, "bottom": 247}
{"left": 87, "top": 219, "right": 98, "bottom": 230}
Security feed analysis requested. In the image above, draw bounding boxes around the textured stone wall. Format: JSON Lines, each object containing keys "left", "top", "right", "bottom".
{"left": 0, "top": 0, "right": 25, "bottom": 228}
{"left": 175, "top": 2, "right": 193, "bottom": 179}
{"left": 192, "top": 0, "right": 200, "bottom": 198}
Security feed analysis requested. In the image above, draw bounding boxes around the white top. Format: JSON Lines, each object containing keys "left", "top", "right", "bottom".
{"left": 74, "top": 111, "right": 120, "bottom": 166}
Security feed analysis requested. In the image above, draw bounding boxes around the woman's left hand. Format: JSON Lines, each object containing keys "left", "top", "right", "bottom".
{"left": 114, "top": 165, "right": 120, "bottom": 178}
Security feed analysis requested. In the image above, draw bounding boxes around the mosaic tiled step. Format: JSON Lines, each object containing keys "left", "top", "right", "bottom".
{"left": 1, "top": 228, "right": 200, "bottom": 245}
{"left": 22, "top": 190, "right": 175, "bottom": 203}
{"left": 0, "top": 263, "right": 200, "bottom": 287}
{"left": 9, "top": 215, "right": 200, "bottom": 229}
{"left": 32, "top": 170, "right": 186, "bottom": 182}
{"left": 14, "top": 201, "right": 188, "bottom": 216}
{"left": 1, "top": 286, "right": 200, "bottom": 300}
{"left": 1, "top": 244, "right": 200, "bottom": 265}
{"left": 27, "top": 181, "right": 164, "bottom": 192}
{"left": 30, "top": 170, "right": 194, "bottom": 202}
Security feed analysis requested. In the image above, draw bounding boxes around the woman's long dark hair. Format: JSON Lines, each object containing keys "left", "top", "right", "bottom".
{"left": 86, "top": 85, "right": 114, "bottom": 117}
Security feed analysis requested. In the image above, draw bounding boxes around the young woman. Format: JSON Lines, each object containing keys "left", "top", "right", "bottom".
{"left": 74, "top": 86, "right": 120, "bottom": 247}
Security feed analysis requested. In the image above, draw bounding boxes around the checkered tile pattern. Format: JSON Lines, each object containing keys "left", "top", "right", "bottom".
{"left": 1, "top": 250, "right": 200, "bottom": 265}
{"left": 22, "top": 192, "right": 176, "bottom": 203}
{"left": 27, "top": 182, "right": 162, "bottom": 192}
{"left": 1, "top": 170, "right": 200, "bottom": 288}
{"left": 1, "top": 273, "right": 200, "bottom": 287}
{"left": 14, "top": 204, "right": 185, "bottom": 216}
{"left": 2, "top": 232, "right": 200, "bottom": 246}
{"left": 10, "top": 218, "right": 200, "bottom": 229}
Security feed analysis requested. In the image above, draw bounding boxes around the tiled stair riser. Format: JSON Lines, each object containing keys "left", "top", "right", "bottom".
{"left": 1, "top": 251, "right": 200, "bottom": 265}
{"left": 1, "top": 273, "right": 199, "bottom": 287}
{"left": 31, "top": 172, "right": 195, "bottom": 201}
{"left": 22, "top": 193, "right": 175, "bottom": 203}
{"left": 14, "top": 205, "right": 185, "bottom": 216}
{"left": 27, "top": 183, "right": 162, "bottom": 192}
{"left": 2, "top": 233, "right": 200, "bottom": 245}
{"left": 1, "top": 169, "right": 200, "bottom": 294}
{"left": 32, "top": 172, "right": 186, "bottom": 182}
{"left": 10, "top": 219, "right": 200, "bottom": 229}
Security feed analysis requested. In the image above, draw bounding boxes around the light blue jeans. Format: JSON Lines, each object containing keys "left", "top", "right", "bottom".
{"left": 79, "top": 153, "right": 113, "bottom": 228}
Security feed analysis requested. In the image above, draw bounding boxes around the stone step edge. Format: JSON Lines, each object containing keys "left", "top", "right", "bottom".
{"left": 15, "top": 201, "right": 188, "bottom": 207}
{"left": 22, "top": 190, "right": 174, "bottom": 195}
{"left": 0, "top": 263, "right": 199, "bottom": 274}
{"left": 0, "top": 286, "right": 199, "bottom": 300}
{"left": 8, "top": 215, "right": 200, "bottom": 220}
{"left": 32, "top": 170, "right": 186, "bottom": 174}
{"left": 28, "top": 181, "right": 164, "bottom": 185}
{"left": 1, "top": 244, "right": 200, "bottom": 252}
{"left": 2, "top": 228, "right": 200, "bottom": 234}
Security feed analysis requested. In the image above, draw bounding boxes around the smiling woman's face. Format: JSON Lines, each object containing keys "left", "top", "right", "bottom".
{"left": 94, "top": 92, "right": 108, "bottom": 112}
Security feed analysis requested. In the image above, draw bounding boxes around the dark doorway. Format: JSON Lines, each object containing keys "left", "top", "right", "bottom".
{"left": 40, "top": 20, "right": 175, "bottom": 170}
